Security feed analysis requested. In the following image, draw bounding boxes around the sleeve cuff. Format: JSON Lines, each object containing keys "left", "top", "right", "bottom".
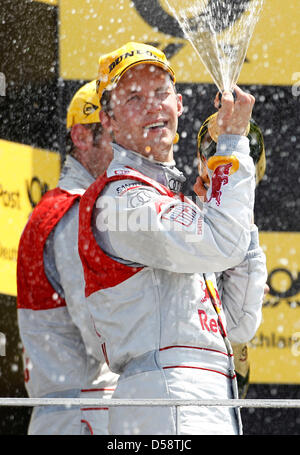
{"left": 217, "top": 135, "right": 250, "bottom": 156}
{"left": 249, "top": 224, "right": 259, "bottom": 250}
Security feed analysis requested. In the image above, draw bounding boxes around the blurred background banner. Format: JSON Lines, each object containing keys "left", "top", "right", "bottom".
{"left": 0, "top": 0, "right": 299, "bottom": 435}
{"left": 0, "top": 140, "right": 60, "bottom": 296}
{"left": 59, "top": 0, "right": 299, "bottom": 86}
{"left": 251, "top": 232, "right": 300, "bottom": 384}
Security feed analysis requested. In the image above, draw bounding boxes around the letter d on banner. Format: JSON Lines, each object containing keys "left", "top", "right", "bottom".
{"left": 0, "top": 332, "right": 6, "bottom": 356}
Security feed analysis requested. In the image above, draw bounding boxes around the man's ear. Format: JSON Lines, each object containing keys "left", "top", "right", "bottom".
{"left": 70, "top": 124, "right": 93, "bottom": 151}
{"left": 177, "top": 93, "right": 183, "bottom": 118}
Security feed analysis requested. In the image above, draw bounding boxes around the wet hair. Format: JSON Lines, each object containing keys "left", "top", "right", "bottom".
{"left": 100, "top": 90, "right": 114, "bottom": 117}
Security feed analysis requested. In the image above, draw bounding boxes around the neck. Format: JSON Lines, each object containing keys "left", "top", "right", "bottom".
{"left": 114, "top": 143, "right": 176, "bottom": 167}
{"left": 112, "top": 144, "right": 186, "bottom": 194}
{"left": 139, "top": 149, "right": 174, "bottom": 166}
{"left": 141, "top": 148, "right": 174, "bottom": 164}
{"left": 73, "top": 149, "right": 106, "bottom": 180}
{"left": 118, "top": 142, "right": 174, "bottom": 164}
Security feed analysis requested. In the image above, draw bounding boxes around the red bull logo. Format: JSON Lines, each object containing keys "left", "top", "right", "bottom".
{"left": 208, "top": 163, "right": 232, "bottom": 206}
{"left": 200, "top": 280, "right": 211, "bottom": 303}
{"left": 200, "top": 280, "right": 222, "bottom": 308}
{"left": 198, "top": 309, "right": 223, "bottom": 335}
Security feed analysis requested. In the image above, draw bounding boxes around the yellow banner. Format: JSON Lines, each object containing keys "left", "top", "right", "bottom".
{"left": 32, "top": 0, "right": 57, "bottom": 4}
{"left": 60, "top": 0, "right": 300, "bottom": 86}
{"left": 249, "top": 232, "right": 300, "bottom": 384}
{"left": 0, "top": 140, "right": 60, "bottom": 296}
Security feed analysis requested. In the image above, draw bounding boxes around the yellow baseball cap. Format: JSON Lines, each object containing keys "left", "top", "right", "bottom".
{"left": 96, "top": 42, "right": 176, "bottom": 106}
{"left": 66, "top": 80, "right": 100, "bottom": 129}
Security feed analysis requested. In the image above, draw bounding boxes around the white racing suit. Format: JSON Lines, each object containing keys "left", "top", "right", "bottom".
{"left": 17, "top": 156, "right": 118, "bottom": 435}
{"left": 217, "top": 227, "right": 267, "bottom": 398}
{"left": 78, "top": 136, "right": 266, "bottom": 435}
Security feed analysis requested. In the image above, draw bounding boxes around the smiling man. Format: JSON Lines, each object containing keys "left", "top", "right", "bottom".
{"left": 100, "top": 62, "right": 182, "bottom": 163}
{"left": 77, "top": 42, "right": 262, "bottom": 435}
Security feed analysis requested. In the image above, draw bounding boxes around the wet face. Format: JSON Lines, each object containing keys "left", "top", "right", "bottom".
{"left": 71, "top": 123, "right": 113, "bottom": 179}
{"left": 102, "top": 64, "right": 183, "bottom": 162}
{"left": 86, "top": 127, "right": 113, "bottom": 178}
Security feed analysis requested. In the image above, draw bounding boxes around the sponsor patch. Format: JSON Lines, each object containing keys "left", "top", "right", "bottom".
{"left": 126, "top": 187, "right": 157, "bottom": 208}
{"left": 116, "top": 183, "right": 146, "bottom": 196}
{"left": 162, "top": 204, "right": 197, "bottom": 227}
{"left": 208, "top": 163, "right": 232, "bottom": 206}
